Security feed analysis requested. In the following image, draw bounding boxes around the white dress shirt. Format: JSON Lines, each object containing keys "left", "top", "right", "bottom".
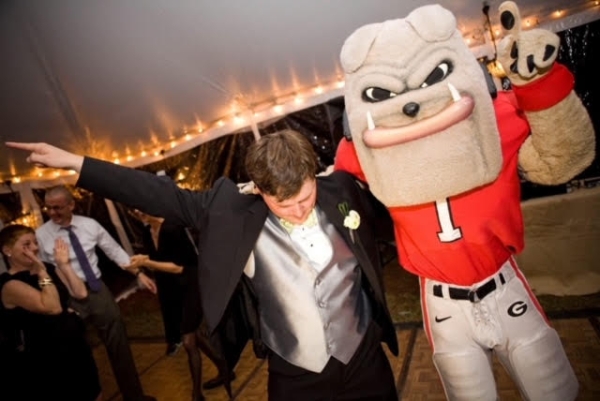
{"left": 36, "top": 214, "right": 131, "bottom": 281}
{"left": 281, "top": 208, "right": 333, "bottom": 272}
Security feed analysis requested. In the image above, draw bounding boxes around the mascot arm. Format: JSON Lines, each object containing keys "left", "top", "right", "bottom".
{"left": 497, "top": 1, "right": 596, "bottom": 185}
{"left": 513, "top": 65, "right": 595, "bottom": 185}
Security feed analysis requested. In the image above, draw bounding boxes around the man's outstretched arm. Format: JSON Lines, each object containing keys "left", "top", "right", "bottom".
{"left": 5, "top": 142, "right": 84, "bottom": 171}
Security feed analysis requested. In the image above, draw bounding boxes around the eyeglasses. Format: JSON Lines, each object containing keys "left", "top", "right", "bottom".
{"left": 43, "top": 204, "right": 68, "bottom": 212}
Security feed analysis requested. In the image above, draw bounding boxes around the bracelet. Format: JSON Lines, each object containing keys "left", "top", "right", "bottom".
{"left": 38, "top": 278, "right": 54, "bottom": 287}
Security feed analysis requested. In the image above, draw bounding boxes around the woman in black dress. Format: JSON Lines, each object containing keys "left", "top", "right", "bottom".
{"left": 130, "top": 210, "right": 232, "bottom": 401}
{"left": 0, "top": 224, "right": 101, "bottom": 401}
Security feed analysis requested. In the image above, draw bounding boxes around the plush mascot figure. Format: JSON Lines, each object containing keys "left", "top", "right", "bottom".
{"left": 335, "top": 2, "right": 595, "bottom": 400}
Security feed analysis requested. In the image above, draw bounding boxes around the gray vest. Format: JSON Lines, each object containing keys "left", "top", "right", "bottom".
{"left": 250, "top": 208, "right": 371, "bottom": 372}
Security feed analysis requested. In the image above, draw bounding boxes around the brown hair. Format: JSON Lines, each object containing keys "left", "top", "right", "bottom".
{"left": 244, "top": 130, "right": 318, "bottom": 200}
{"left": 0, "top": 224, "right": 35, "bottom": 260}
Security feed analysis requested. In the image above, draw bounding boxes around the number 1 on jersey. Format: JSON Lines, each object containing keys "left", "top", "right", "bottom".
{"left": 435, "top": 199, "right": 462, "bottom": 242}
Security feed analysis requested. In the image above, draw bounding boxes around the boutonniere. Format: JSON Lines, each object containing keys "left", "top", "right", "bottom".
{"left": 338, "top": 201, "right": 360, "bottom": 242}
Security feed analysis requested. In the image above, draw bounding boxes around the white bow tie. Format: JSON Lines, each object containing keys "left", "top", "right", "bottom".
{"left": 279, "top": 209, "right": 318, "bottom": 233}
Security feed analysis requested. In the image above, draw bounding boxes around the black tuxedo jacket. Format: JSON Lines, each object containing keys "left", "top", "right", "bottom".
{"left": 78, "top": 157, "right": 399, "bottom": 365}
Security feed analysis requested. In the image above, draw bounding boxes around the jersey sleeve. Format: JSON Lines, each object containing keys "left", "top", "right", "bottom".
{"left": 334, "top": 138, "right": 367, "bottom": 182}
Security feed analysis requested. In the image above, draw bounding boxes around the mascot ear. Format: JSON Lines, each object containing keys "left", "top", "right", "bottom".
{"left": 340, "top": 23, "right": 382, "bottom": 73}
{"left": 479, "top": 62, "right": 498, "bottom": 99}
{"left": 405, "top": 4, "right": 456, "bottom": 42}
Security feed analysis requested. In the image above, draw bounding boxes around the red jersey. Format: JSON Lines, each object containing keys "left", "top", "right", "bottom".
{"left": 335, "top": 65, "right": 574, "bottom": 285}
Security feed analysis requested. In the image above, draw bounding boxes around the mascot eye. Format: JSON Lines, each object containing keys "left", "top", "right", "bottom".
{"left": 421, "top": 61, "right": 453, "bottom": 88}
{"left": 362, "top": 87, "right": 398, "bottom": 103}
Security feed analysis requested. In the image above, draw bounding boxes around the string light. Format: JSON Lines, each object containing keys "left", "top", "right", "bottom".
{"left": 233, "top": 114, "right": 245, "bottom": 125}
{"left": 464, "top": 0, "right": 598, "bottom": 51}
{"left": 11, "top": 212, "right": 39, "bottom": 228}
{"left": 11, "top": 0, "right": 591, "bottom": 189}
{"left": 5, "top": 73, "right": 361, "bottom": 185}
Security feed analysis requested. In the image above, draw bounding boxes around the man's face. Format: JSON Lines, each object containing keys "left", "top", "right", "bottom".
{"left": 260, "top": 179, "right": 317, "bottom": 225}
{"left": 44, "top": 194, "right": 74, "bottom": 227}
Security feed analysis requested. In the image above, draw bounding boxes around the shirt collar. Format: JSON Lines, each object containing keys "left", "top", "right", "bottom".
{"left": 49, "top": 215, "right": 78, "bottom": 232}
{"left": 279, "top": 208, "right": 318, "bottom": 233}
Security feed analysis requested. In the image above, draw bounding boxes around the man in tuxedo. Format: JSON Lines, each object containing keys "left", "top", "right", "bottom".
{"left": 8, "top": 130, "right": 399, "bottom": 400}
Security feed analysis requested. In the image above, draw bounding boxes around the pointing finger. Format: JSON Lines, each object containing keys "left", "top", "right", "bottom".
{"left": 5, "top": 142, "right": 38, "bottom": 151}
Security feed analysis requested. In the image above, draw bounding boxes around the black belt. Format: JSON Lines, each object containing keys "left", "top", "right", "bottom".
{"left": 433, "top": 273, "right": 505, "bottom": 302}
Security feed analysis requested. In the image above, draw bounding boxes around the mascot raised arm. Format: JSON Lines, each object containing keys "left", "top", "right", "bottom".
{"left": 335, "top": 2, "right": 595, "bottom": 400}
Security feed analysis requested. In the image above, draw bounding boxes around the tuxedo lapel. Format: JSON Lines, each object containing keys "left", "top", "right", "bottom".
{"left": 316, "top": 179, "right": 363, "bottom": 248}
{"left": 233, "top": 199, "right": 269, "bottom": 273}
{"left": 202, "top": 195, "right": 268, "bottom": 332}
{"left": 316, "top": 177, "right": 385, "bottom": 303}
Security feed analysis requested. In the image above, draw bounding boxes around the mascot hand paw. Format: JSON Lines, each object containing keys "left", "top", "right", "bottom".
{"left": 497, "top": 1, "right": 560, "bottom": 86}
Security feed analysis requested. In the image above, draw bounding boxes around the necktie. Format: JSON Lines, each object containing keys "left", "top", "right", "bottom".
{"left": 64, "top": 226, "right": 102, "bottom": 292}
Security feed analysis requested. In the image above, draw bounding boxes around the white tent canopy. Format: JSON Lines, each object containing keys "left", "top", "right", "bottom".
{"left": 1, "top": 0, "right": 599, "bottom": 292}
{"left": 1, "top": 0, "right": 599, "bottom": 190}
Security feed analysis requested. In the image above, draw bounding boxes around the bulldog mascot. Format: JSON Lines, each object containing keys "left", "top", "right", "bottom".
{"left": 335, "top": 2, "right": 595, "bottom": 400}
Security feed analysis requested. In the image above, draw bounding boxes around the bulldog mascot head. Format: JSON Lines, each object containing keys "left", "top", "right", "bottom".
{"left": 337, "top": 2, "right": 594, "bottom": 207}
{"left": 334, "top": 2, "right": 594, "bottom": 399}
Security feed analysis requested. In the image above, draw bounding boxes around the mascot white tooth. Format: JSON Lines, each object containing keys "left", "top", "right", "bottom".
{"left": 335, "top": 2, "right": 595, "bottom": 400}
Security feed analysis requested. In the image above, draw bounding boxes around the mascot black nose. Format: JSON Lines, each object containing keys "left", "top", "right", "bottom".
{"left": 403, "top": 102, "right": 420, "bottom": 117}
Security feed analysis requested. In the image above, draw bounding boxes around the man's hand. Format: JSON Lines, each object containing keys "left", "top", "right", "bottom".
{"left": 4, "top": 142, "right": 84, "bottom": 172}
{"left": 137, "top": 272, "right": 157, "bottom": 294}
{"left": 53, "top": 238, "right": 71, "bottom": 269}
{"left": 123, "top": 254, "right": 149, "bottom": 273}
{"left": 237, "top": 181, "right": 257, "bottom": 195}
